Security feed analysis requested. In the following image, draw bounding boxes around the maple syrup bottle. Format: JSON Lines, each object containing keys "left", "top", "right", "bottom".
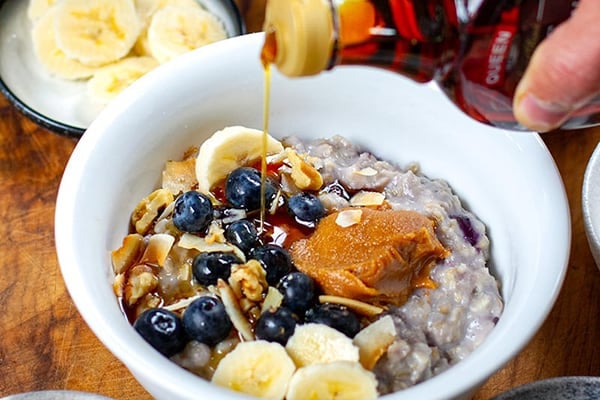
{"left": 261, "top": 0, "right": 600, "bottom": 131}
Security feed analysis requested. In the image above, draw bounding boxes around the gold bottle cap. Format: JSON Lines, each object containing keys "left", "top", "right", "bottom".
{"left": 263, "top": 0, "right": 335, "bottom": 77}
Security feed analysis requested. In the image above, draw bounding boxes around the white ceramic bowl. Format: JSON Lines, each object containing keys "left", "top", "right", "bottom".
{"left": 582, "top": 142, "right": 600, "bottom": 271}
{"left": 55, "top": 33, "right": 571, "bottom": 400}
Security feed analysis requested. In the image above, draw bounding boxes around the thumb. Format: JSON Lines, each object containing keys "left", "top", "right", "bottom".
{"left": 513, "top": 0, "right": 600, "bottom": 132}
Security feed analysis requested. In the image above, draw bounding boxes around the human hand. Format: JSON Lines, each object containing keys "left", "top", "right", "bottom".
{"left": 513, "top": 0, "right": 600, "bottom": 132}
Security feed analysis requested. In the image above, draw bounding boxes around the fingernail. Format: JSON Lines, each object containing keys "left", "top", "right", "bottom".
{"left": 514, "top": 93, "right": 571, "bottom": 132}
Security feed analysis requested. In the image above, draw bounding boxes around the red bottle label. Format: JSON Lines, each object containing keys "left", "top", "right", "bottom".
{"left": 483, "top": 7, "right": 519, "bottom": 88}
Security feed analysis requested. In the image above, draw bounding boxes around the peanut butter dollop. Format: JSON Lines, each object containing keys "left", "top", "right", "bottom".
{"left": 290, "top": 208, "right": 449, "bottom": 305}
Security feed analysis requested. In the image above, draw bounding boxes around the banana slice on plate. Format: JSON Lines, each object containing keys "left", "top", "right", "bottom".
{"left": 211, "top": 340, "right": 296, "bottom": 400}
{"left": 87, "top": 56, "right": 159, "bottom": 103}
{"left": 285, "top": 323, "right": 360, "bottom": 368}
{"left": 286, "top": 361, "right": 379, "bottom": 400}
{"left": 32, "top": 8, "right": 101, "bottom": 80}
{"left": 133, "top": 0, "right": 201, "bottom": 56}
{"left": 134, "top": 0, "right": 200, "bottom": 21}
{"left": 147, "top": 4, "right": 227, "bottom": 64}
{"left": 53, "top": 0, "right": 141, "bottom": 67}
{"left": 195, "top": 126, "right": 284, "bottom": 193}
{"left": 27, "top": 0, "right": 59, "bottom": 21}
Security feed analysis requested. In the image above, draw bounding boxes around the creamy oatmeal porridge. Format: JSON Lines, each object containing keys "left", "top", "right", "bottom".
{"left": 111, "top": 126, "right": 503, "bottom": 399}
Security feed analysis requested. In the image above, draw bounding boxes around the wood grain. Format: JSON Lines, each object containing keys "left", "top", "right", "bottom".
{"left": 0, "top": 1, "right": 598, "bottom": 398}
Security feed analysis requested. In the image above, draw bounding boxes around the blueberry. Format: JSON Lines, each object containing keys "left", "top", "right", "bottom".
{"left": 172, "top": 191, "right": 214, "bottom": 233}
{"left": 305, "top": 303, "right": 361, "bottom": 338}
{"left": 182, "top": 296, "right": 232, "bottom": 346}
{"left": 255, "top": 307, "right": 298, "bottom": 345}
{"left": 192, "top": 252, "right": 242, "bottom": 286}
{"left": 287, "top": 192, "right": 326, "bottom": 224}
{"left": 133, "top": 308, "right": 187, "bottom": 357}
{"left": 277, "top": 272, "right": 317, "bottom": 315}
{"left": 250, "top": 244, "right": 293, "bottom": 286}
{"left": 225, "top": 220, "right": 260, "bottom": 253}
{"left": 225, "top": 167, "right": 276, "bottom": 211}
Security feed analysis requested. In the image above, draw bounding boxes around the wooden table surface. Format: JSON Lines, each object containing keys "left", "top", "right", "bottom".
{"left": 1, "top": 1, "right": 599, "bottom": 399}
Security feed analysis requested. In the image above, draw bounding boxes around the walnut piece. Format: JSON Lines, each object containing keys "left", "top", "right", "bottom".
{"left": 228, "top": 260, "right": 268, "bottom": 303}
{"left": 125, "top": 264, "right": 158, "bottom": 306}
{"left": 111, "top": 233, "right": 145, "bottom": 274}
{"left": 131, "top": 188, "right": 174, "bottom": 235}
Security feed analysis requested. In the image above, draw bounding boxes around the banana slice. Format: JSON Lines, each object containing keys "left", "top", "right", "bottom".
{"left": 286, "top": 361, "right": 379, "bottom": 400}
{"left": 146, "top": 4, "right": 227, "bottom": 64}
{"left": 87, "top": 56, "right": 158, "bottom": 103}
{"left": 195, "top": 126, "right": 284, "bottom": 193}
{"left": 32, "top": 8, "right": 101, "bottom": 80}
{"left": 285, "top": 323, "right": 360, "bottom": 368}
{"left": 211, "top": 340, "right": 296, "bottom": 400}
{"left": 132, "top": 25, "right": 153, "bottom": 57}
{"left": 133, "top": 0, "right": 201, "bottom": 56}
{"left": 27, "top": 0, "right": 59, "bottom": 21}
{"left": 53, "top": 0, "right": 141, "bottom": 67}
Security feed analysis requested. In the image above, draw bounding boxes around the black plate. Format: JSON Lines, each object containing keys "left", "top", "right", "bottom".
{"left": 492, "top": 376, "right": 600, "bottom": 400}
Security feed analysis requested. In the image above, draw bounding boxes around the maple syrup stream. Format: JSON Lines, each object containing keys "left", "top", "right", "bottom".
{"left": 259, "top": 31, "right": 276, "bottom": 233}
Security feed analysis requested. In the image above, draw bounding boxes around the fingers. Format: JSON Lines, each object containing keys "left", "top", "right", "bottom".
{"left": 513, "top": 0, "right": 600, "bottom": 132}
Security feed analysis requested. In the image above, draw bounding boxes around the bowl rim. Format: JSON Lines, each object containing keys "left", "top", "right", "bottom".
{"left": 582, "top": 140, "right": 600, "bottom": 270}
{"left": 0, "top": 0, "right": 246, "bottom": 139}
{"left": 0, "top": 390, "right": 114, "bottom": 400}
{"left": 0, "top": 76, "right": 85, "bottom": 137}
{"left": 54, "top": 32, "right": 571, "bottom": 400}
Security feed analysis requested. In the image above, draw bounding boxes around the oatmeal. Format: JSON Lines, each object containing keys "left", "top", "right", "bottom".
{"left": 111, "top": 126, "right": 503, "bottom": 399}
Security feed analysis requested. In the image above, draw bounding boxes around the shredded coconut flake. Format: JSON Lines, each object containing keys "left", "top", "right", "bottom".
{"left": 336, "top": 209, "right": 363, "bottom": 227}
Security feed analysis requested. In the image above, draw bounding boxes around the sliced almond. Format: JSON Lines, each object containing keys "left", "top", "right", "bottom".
{"left": 111, "top": 233, "right": 145, "bottom": 274}
{"left": 350, "top": 191, "right": 385, "bottom": 207}
{"left": 335, "top": 209, "right": 363, "bottom": 228}
{"left": 218, "top": 208, "right": 247, "bottom": 224}
{"left": 217, "top": 279, "right": 255, "bottom": 341}
{"left": 178, "top": 233, "right": 237, "bottom": 254}
{"left": 140, "top": 233, "right": 175, "bottom": 266}
{"left": 354, "top": 167, "right": 378, "bottom": 176}
{"left": 261, "top": 286, "right": 284, "bottom": 314}
{"left": 319, "top": 295, "right": 384, "bottom": 317}
{"left": 156, "top": 200, "right": 175, "bottom": 222}
{"left": 353, "top": 315, "right": 396, "bottom": 370}
{"left": 163, "top": 292, "right": 207, "bottom": 312}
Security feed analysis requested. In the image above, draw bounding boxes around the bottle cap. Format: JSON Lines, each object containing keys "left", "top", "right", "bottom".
{"left": 263, "top": 0, "right": 334, "bottom": 77}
